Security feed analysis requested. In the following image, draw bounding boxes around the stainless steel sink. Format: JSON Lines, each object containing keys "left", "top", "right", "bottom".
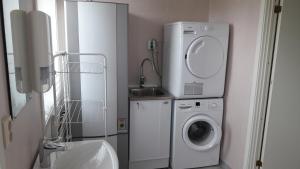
{"left": 129, "top": 87, "right": 165, "bottom": 97}
{"left": 129, "top": 87, "right": 173, "bottom": 100}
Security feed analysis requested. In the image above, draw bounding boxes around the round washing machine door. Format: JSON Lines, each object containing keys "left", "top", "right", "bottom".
{"left": 186, "top": 36, "right": 224, "bottom": 79}
{"left": 182, "top": 115, "right": 222, "bottom": 151}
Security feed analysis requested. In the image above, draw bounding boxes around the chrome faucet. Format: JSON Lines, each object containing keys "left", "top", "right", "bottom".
{"left": 39, "top": 139, "right": 66, "bottom": 168}
{"left": 139, "top": 58, "right": 152, "bottom": 88}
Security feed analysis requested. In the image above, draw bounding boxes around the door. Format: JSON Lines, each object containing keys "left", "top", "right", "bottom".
{"left": 182, "top": 115, "right": 221, "bottom": 151}
{"left": 186, "top": 36, "right": 224, "bottom": 79}
{"left": 65, "top": 1, "right": 117, "bottom": 137}
{"left": 260, "top": 1, "right": 300, "bottom": 169}
{"left": 129, "top": 100, "right": 171, "bottom": 162}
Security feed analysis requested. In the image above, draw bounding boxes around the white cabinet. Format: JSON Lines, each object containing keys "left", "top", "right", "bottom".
{"left": 129, "top": 99, "right": 172, "bottom": 169}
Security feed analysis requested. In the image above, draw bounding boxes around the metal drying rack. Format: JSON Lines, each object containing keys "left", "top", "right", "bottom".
{"left": 51, "top": 52, "right": 108, "bottom": 142}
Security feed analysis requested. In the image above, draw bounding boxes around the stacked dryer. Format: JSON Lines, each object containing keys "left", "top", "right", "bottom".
{"left": 163, "top": 22, "right": 229, "bottom": 169}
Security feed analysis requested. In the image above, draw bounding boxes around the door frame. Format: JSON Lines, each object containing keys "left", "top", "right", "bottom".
{"left": 243, "top": 0, "right": 282, "bottom": 169}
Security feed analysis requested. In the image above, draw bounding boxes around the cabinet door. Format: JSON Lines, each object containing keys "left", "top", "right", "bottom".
{"left": 130, "top": 100, "right": 171, "bottom": 162}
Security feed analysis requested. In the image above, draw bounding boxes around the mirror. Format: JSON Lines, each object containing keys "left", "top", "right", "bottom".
{"left": 1, "top": 0, "right": 54, "bottom": 118}
{"left": 1, "top": 0, "right": 32, "bottom": 117}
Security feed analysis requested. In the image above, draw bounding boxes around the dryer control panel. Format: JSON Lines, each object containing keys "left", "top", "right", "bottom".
{"left": 176, "top": 98, "right": 223, "bottom": 112}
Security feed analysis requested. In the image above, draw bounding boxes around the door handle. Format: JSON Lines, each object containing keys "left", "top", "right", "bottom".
{"left": 184, "top": 30, "right": 196, "bottom": 34}
{"left": 178, "top": 105, "right": 192, "bottom": 109}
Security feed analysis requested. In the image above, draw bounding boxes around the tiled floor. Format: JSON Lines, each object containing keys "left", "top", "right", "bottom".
{"left": 196, "top": 166, "right": 222, "bottom": 169}
{"left": 164, "top": 166, "right": 222, "bottom": 169}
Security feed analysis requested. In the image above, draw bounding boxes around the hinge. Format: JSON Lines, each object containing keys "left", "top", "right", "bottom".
{"left": 274, "top": 5, "right": 282, "bottom": 13}
{"left": 256, "top": 160, "right": 263, "bottom": 167}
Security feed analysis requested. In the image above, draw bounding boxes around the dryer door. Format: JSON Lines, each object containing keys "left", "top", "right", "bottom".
{"left": 186, "top": 36, "right": 224, "bottom": 79}
{"left": 182, "top": 115, "right": 221, "bottom": 151}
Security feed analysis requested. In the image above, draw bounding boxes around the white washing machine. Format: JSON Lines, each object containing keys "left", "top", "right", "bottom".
{"left": 163, "top": 22, "right": 229, "bottom": 98}
{"left": 171, "top": 99, "right": 223, "bottom": 169}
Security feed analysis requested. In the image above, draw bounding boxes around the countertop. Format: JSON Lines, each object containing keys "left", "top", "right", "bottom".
{"left": 128, "top": 87, "right": 173, "bottom": 101}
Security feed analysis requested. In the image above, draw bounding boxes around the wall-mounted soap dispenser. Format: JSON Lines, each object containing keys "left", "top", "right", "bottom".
{"left": 10, "top": 10, "right": 53, "bottom": 94}
{"left": 10, "top": 10, "right": 31, "bottom": 93}
{"left": 27, "top": 11, "right": 53, "bottom": 93}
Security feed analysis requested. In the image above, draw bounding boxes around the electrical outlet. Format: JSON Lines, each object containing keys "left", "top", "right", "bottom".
{"left": 1, "top": 115, "right": 13, "bottom": 148}
{"left": 118, "top": 118, "right": 127, "bottom": 131}
{"left": 148, "top": 39, "right": 157, "bottom": 51}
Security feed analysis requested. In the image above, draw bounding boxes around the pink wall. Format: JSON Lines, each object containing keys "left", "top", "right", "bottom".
{"left": 0, "top": 25, "right": 8, "bottom": 169}
{"left": 0, "top": 1, "right": 262, "bottom": 169}
{"left": 0, "top": 23, "right": 42, "bottom": 169}
{"left": 0, "top": 0, "right": 43, "bottom": 169}
{"left": 99, "top": 0, "right": 209, "bottom": 86}
{"left": 0, "top": 1, "right": 209, "bottom": 168}
{"left": 127, "top": 0, "right": 209, "bottom": 86}
{"left": 209, "top": 0, "right": 261, "bottom": 169}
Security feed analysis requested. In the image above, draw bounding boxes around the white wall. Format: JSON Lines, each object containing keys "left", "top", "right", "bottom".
{"left": 209, "top": 0, "right": 261, "bottom": 169}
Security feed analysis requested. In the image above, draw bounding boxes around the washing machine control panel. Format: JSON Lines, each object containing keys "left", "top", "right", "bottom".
{"left": 176, "top": 99, "right": 223, "bottom": 112}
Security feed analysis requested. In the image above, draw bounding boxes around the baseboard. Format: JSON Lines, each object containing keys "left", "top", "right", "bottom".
{"left": 220, "top": 160, "right": 232, "bottom": 169}
{"left": 129, "top": 158, "right": 169, "bottom": 169}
